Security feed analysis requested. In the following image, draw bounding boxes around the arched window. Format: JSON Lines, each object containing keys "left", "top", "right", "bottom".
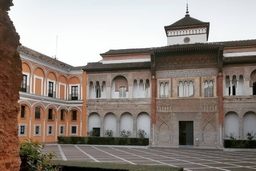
{"left": 89, "top": 81, "right": 94, "bottom": 99}
{"left": 95, "top": 81, "right": 101, "bottom": 98}
{"left": 250, "top": 70, "right": 256, "bottom": 95}
{"left": 145, "top": 79, "right": 150, "bottom": 98}
{"left": 119, "top": 86, "right": 126, "bottom": 98}
{"left": 159, "top": 82, "right": 168, "bottom": 98}
{"left": 178, "top": 81, "right": 194, "bottom": 97}
{"left": 204, "top": 80, "right": 214, "bottom": 97}
{"left": 101, "top": 81, "right": 106, "bottom": 98}
{"left": 111, "top": 75, "right": 128, "bottom": 98}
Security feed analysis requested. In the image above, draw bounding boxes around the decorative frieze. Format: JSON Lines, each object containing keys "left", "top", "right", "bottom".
{"left": 157, "top": 69, "right": 217, "bottom": 78}
{"left": 202, "top": 112, "right": 216, "bottom": 131}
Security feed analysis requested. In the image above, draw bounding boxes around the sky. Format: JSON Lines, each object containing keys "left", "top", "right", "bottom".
{"left": 9, "top": 0, "right": 256, "bottom": 67}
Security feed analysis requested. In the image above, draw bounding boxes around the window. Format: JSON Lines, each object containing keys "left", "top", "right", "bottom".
{"left": 95, "top": 81, "right": 101, "bottom": 98}
{"left": 72, "top": 110, "right": 77, "bottom": 121}
{"left": 60, "top": 110, "right": 65, "bottom": 121}
{"left": 35, "top": 107, "right": 40, "bottom": 119}
{"left": 59, "top": 125, "right": 65, "bottom": 135}
{"left": 159, "top": 82, "right": 169, "bottom": 98}
{"left": 20, "top": 74, "right": 27, "bottom": 92}
{"left": 48, "top": 81, "right": 54, "bottom": 97}
{"left": 253, "top": 82, "right": 256, "bottom": 95}
{"left": 178, "top": 81, "right": 194, "bottom": 97}
{"left": 204, "top": 81, "right": 214, "bottom": 97}
{"left": 48, "top": 109, "right": 53, "bottom": 120}
{"left": 18, "top": 124, "right": 26, "bottom": 136}
{"left": 21, "top": 105, "right": 25, "bottom": 118}
{"left": 70, "top": 125, "right": 77, "bottom": 135}
{"left": 34, "top": 125, "right": 41, "bottom": 136}
{"left": 119, "top": 86, "right": 126, "bottom": 98}
{"left": 47, "top": 125, "right": 54, "bottom": 136}
{"left": 71, "top": 86, "right": 78, "bottom": 100}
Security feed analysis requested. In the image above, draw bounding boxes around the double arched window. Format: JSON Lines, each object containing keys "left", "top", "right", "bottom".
{"left": 159, "top": 82, "right": 169, "bottom": 98}
{"left": 204, "top": 81, "right": 214, "bottom": 97}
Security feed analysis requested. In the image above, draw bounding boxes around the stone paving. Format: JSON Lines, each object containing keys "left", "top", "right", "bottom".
{"left": 43, "top": 145, "right": 256, "bottom": 171}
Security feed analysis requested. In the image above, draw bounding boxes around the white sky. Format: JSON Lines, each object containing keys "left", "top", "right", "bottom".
{"left": 9, "top": 0, "right": 256, "bottom": 67}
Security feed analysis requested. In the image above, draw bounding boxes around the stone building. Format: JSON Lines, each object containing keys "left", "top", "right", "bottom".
{"left": 17, "top": 8, "right": 256, "bottom": 148}
{"left": 83, "top": 8, "right": 256, "bottom": 147}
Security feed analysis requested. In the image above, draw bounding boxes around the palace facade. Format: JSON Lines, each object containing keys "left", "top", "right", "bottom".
{"left": 18, "top": 9, "right": 256, "bottom": 147}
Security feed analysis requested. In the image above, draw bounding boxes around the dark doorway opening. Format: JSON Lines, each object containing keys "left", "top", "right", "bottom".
{"left": 93, "top": 127, "right": 100, "bottom": 137}
{"left": 179, "top": 121, "right": 193, "bottom": 145}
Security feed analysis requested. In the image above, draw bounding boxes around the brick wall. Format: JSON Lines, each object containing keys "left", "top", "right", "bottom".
{"left": 0, "top": 0, "right": 22, "bottom": 170}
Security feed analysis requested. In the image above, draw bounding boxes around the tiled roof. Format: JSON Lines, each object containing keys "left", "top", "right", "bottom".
{"left": 224, "top": 56, "right": 256, "bottom": 64}
{"left": 101, "top": 48, "right": 152, "bottom": 56}
{"left": 164, "top": 14, "right": 209, "bottom": 29}
{"left": 99, "top": 39, "right": 256, "bottom": 56}
{"left": 18, "top": 46, "right": 83, "bottom": 71}
{"left": 83, "top": 62, "right": 151, "bottom": 71}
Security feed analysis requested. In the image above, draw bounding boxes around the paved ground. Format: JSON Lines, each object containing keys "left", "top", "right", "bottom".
{"left": 43, "top": 144, "right": 256, "bottom": 171}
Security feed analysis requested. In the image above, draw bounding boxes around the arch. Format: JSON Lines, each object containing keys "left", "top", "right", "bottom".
{"left": 33, "top": 105, "right": 45, "bottom": 119}
{"left": 225, "top": 112, "right": 239, "bottom": 139}
{"left": 237, "top": 75, "right": 244, "bottom": 95}
{"left": 120, "top": 113, "right": 133, "bottom": 136}
{"left": 104, "top": 113, "right": 117, "bottom": 136}
{"left": 250, "top": 69, "right": 256, "bottom": 95}
{"left": 101, "top": 81, "right": 106, "bottom": 98}
{"left": 59, "top": 75, "right": 68, "bottom": 84}
{"left": 88, "top": 113, "right": 101, "bottom": 134}
{"left": 133, "top": 79, "right": 138, "bottom": 98}
{"left": 45, "top": 104, "right": 58, "bottom": 112}
{"left": 243, "top": 112, "right": 256, "bottom": 139}
{"left": 138, "top": 79, "right": 144, "bottom": 98}
{"left": 111, "top": 75, "right": 128, "bottom": 98}
{"left": 19, "top": 103, "right": 31, "bottom": 118}
{"left": 47, "top": 71, "right": 57, "bottom": 81}
{"left": 158, "top": 123, "right": 169, "bottom": 143}
{"left": 33, "top": 67, "right": 45, "bottom": 77}
{"left": 68, "top": 76, "right": 80, "bottom": 84}
{"left": 22, "top": 62, "right": 31, "bottom": 73}
{"left": 68, "top": 106, "right": 82, "bottom": 113}
{"left": 137, "top": 112, "right": 150, "bottom": 138}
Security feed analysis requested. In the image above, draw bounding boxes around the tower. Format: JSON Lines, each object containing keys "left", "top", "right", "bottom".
{"left": 164, "top": 4, "right": 210, "bottom": 45}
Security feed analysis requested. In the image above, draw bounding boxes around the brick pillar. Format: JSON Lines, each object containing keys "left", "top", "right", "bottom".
{"left": 217, "top": 74, "right": 224, "bottom": 124}
{"left": 151, "top": 78, "right": 156, "bottom": 124}
{"left": 151, "top": 77, "right": 156, "bottom": 146}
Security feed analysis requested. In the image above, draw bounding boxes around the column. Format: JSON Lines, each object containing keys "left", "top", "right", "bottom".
{"left": 230, "top": 80, "right": 233, "bottom": 96}
{"left": 43, "top": 118, "right": 46, "bottom": 142}
{"left": 29, "top": 117, "right": 32, "bottom": 138}
{"left": 66, "top": 119, "right": 69, "bottom": 136}
{"left": 55, "top": 119, "right": 58, "bottom": 141}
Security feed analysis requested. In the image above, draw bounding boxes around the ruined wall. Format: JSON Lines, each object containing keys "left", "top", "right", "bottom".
{"left": 0, "top": 0, "right": 22, "bottom": 170}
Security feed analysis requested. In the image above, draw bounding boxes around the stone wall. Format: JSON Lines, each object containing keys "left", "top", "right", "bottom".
{"left": 0, "top": 0, "right": 22, "bottom": 170}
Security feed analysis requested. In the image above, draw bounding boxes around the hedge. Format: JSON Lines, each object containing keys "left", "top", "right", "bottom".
{"left": 224, "top": 140, "right": 256, "bottom": 148}
{"left": 57, "top": 136, "right": 149, "bottom": 146}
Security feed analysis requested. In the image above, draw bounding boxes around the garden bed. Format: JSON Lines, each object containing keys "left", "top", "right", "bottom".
{"left": 51, "top": 160, "right": 183, "bottom": 171}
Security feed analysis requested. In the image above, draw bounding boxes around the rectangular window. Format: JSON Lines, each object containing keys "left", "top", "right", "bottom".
{"left": 72, "top": 111, "right": 77, "bottom": 121}
{"left": 59, "top": 125, "right": 65, "bottom": 135}
{"left": 18, "top": 124, "right": 26, "bottom": 136}
{"left": 71, "top": 86, "right": 78, "bottom": 100}
{"left": 48, "top": 81, "right": 54, "bottom": 97}
{"left": 70, "top": 125, "right": 77, "bottom": 135}
{"left": 60, "top": 110, "right": 64, "bottom": 121}
{"left": 34, "top": 125, "right": 41, "bottom": 136}
{"left": 35, "top": 107, "right": 40, "bottom": 119}
{"left": 21, "top": 105, "right": 25, "bottom": 118}
{"left": 47, "top": 125, "right": 54, "bottom": 136}
{"left": 20, "top": 74, "right": 27, "bottom": 92}
{"left": 48, "top": 109, "right": 53, "bottom": 120}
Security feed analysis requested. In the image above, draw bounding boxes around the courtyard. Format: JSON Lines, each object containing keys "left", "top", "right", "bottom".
{"left": 43, "top": 144, "right": 256, "bottom": 171}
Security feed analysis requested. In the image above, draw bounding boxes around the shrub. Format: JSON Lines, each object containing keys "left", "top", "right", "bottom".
{"left": 137, "top": 129, "right": 146, "bottom": 138}
{"left": 246, "top": 131, "right": 255, "bottom": 140}
{"left": 20, "top": 139, "right": 59, "bottom": 171}
{"left": 87, "top": 129, "right": 99, "bottom": 137}
{"left": 120, "top": 130, "right": 131, "bottom": 138}
{"left": 105, "top": 129, "right": 114, "bottom": 137}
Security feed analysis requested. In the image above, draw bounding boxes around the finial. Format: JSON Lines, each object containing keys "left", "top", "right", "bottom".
{"left": 186, "top": 3, "right": 190, "bottom": 16}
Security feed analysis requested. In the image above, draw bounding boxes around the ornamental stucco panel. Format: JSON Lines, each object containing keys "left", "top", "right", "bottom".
{"left": 156, "top": 69, "right": 218, "bottom": 78}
